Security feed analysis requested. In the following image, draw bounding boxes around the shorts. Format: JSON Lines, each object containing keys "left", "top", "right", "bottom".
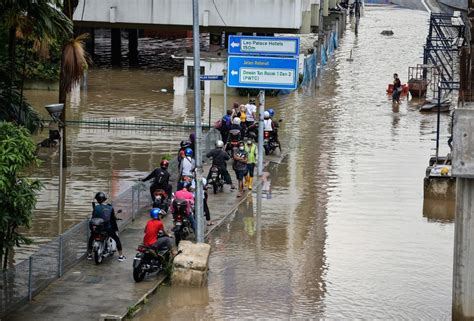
{"left": 235, "top": 169, "right": 247, "bottom": 180}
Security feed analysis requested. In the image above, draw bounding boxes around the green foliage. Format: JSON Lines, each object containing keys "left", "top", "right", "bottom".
{"left": 0, "top": 122, "right": 42, "bottom": 269}
{"left": 161, "top": 153, "right": 173, "bottom": 161}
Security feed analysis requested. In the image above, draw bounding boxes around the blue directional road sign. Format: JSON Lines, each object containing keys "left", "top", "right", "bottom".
{"left": 200, "top": 75, "right": 223, "bottom": 81}
{"left": 227, "top": 56, "right": 299, "bottom": 90}
{"left": 228, "top": 35, "right": 300, "bottom": 57}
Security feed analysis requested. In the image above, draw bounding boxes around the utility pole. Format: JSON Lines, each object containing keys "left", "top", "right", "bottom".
{"left": 192, "top": 0, "right": 204, "bottom": 243}
{"left": 257, "top": 90, "right": 265, "bottom": 176}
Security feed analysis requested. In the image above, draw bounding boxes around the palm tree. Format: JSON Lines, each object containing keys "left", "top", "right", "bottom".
{"left": 0, "top": 0, "right": 73, "bottom": 133}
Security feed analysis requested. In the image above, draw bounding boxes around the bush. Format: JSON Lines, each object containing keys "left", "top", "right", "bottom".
{"left": 0, "top": 122, "right": 42, "bottom": 269}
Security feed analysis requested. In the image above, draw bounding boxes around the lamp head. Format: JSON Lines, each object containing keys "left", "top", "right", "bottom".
{"left": 44, "top": 104, "right": 64, "bottom": 122}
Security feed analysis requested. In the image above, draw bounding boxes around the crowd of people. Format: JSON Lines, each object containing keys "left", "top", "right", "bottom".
{"left": 86, "top": 97, "right": 280, "bottom": 262}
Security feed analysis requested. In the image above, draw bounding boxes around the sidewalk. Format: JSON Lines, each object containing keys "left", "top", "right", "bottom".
{"left": 6, "top": 154, "right": 283, "bottom": 321}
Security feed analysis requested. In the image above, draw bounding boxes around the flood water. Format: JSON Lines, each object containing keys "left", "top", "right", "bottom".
{"left": 23, "top": 5, "right": 454, "bottom": 318}
{"left": 132, "top": 6, "right": 454, "bottom": 319}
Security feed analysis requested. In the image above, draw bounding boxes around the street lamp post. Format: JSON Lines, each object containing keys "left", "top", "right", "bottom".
{"left": 45, "top": 103, "right": 65, "bottom": 234}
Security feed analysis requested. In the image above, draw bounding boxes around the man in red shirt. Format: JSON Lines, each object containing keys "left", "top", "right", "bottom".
{"left": 144, "top": 208, "right": 176, "bottom": 255}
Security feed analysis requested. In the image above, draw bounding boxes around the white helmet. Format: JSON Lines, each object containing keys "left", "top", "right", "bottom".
{"left": 215, "top": 140, "right": 224, "bottom": 148}
{"left": 264, "top": 111, "right": 270, "bottom": 119}
{"left": 233, "top": 117, "right": 241, "bottom": 125}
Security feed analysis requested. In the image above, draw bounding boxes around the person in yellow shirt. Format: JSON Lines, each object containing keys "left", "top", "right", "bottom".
{"left": 244, "top": 138, "right": 257, "bottom": 190}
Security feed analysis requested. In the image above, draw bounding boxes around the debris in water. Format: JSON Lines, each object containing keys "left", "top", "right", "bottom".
{"left": 381, "top": 30, "right": 394, "bottom": 36}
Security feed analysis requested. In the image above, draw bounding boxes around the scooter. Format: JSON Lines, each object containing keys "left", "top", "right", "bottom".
{"left": 152, "top": 189, "right": 170, "bottom": 214}
{"left": 263, "top": 130, "right": 281, "bottom": 155}
{"left": 171, "top": 198, "right": 195, "bottom": 245}
{"left": 89, "top": 209, "right": 122, "bottom": 265}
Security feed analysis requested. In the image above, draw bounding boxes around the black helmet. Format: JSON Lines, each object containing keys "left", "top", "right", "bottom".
{"left": 180, "top": 140, "right": 191, "bottom": 148}
{"left": 95, "top": 192, "right": 107, "bottom": 203}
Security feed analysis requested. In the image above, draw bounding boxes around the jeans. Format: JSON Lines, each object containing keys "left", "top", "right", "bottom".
{"left": 247, "top": 163, "right": 255, "bottom": 177}
{"left": 152, "top": 236, "right": 176, "bottom": 251}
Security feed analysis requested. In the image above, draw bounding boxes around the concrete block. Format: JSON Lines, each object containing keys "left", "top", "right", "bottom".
{"left": 172, "top": 267, "right": 208, "bottom": 287}
{"left": 173, "top": 241, "right": 211, "bottom": 272}
{"left": 423, "top": 177, "right": 456, "bottom": 200}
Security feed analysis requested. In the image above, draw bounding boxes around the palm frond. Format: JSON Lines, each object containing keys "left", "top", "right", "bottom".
{"left": 60, "top": 34, "right": 90, "bottom": 94}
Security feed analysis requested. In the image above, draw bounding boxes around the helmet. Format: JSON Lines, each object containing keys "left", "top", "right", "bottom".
{"left": 160, "top": 159, "right": 169, "bottom": 170}
{"left": 215, "top": 140, "right": 224, "bottom": 148}
{"left": 268, "top": 108, "right": 275, "bottom": 118}
{"left": 180, "top": 140, "right": 191, "bottom": 148}
{"left": 185, "top": 148, "right": 193, "bottom": 157}
{"left": 249, "top": 98, "right": 256, "bottom": 104}
{"left": 95, "top": 192, "right": 107, "bottom": 203}
{"left": 264, "top": 111, "right": 270, "bottom": 119}
{"left": 233, "top": 117, "right": 241, "bottom": 125}
{"left": 150, "top": 208, "right": 160, "bottom": 219}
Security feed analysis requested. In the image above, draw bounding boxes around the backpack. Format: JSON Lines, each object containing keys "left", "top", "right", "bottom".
{"left": 154, "top": 169, "right": 166, "bottom": 186}
{"left": 214, "top": 118, "right": 223, "bottom": 129}
{"left": 92, "top": 204, "right": 113, "bottom": 228}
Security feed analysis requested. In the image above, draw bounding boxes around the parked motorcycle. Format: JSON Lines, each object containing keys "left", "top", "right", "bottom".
{"left": 152, "top": 189, "right": 170, "bottom": 214}
{"left": 263, "top": 130, "right": 281, "bottom": 155}
{"left": 208, "top": 165, "right": 224, "bottom": 194}
{"left": 171, "top": 198, "right": 195, "bottom": 245}
{"left": 132, "top": 244, "right": 170, "bottom": 282}
{"left": 89, "top": 209, "right": 122, "bottom": 265}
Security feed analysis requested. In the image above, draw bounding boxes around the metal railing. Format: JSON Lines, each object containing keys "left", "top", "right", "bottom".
{"left": 0, "top": 128, "right": 221, "bottom": 318}
{"left": 0, "top": 181, "right": 149, "bottom": 318}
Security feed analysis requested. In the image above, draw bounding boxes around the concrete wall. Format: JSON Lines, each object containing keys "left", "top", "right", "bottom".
{"left": 74, "top": 0, "right": 319, "bottom": 31}
{"left": 439, "top": 0, "right": 466, "bottom": 10}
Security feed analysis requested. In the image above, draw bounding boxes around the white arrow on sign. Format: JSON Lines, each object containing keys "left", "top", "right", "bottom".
{"left": 230, "top": 42, "right": 240, "bottom": 48}
{"left": 231, "top": 70, "right": 238, "bottom": 76}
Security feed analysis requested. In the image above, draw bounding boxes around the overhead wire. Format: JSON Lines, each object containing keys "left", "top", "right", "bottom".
{"left": 212, "top": 0, "right": 227, "bottom": 26}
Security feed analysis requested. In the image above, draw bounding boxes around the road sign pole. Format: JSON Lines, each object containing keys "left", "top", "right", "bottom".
{"left": 192, "top": 0, "right": 204, "bottom": 243}
{"left": 223, "top": 69, "right": 228, "bottom": 115}
{"left": 257, "top": 90, "right": 265, "bottom": 177}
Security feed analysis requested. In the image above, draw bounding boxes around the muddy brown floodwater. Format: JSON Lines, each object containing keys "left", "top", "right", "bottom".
{"left": 130, "top": 6, "right": 454, "bottom": 319}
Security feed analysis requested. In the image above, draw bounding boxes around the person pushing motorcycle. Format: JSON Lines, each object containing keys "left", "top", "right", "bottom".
{"left": 87, "top": 192, "right": 126, "bottom": 262}
{"left": 206, "top": 140, "right": 235, "bottom": 190}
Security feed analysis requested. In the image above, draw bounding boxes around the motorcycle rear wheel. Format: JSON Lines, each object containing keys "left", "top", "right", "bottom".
{"left": 94, "top": 249, "right": 103, "bottom": 265}
{"left": 133, "top": 261, "right": 146, "bottom": 282}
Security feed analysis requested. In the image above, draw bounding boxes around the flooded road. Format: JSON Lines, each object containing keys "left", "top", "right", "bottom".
{"left": 133, "top": 6, "right": 454, "bottom": 319}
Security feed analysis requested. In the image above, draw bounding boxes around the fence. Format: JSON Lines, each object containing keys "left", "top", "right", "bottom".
{"left": 0, "top": 181, "right": 149, "bottom": 318}
{"left": 0, "top": 128, "right": 221, "bottom": 318}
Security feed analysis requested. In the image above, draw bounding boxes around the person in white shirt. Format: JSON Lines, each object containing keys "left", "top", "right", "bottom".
{"left": 178, "top": 147, "right": 195, "bottom": 190}
{"left": 244, "top": 98, "right": 257, "bottom": 127}
{"left": 263, "top": 111, "right": 273, "bottom": 131}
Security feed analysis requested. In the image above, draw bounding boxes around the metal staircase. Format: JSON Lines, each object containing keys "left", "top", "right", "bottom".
{"left": 423, "top": 12, "right": 465, "bottom": 99}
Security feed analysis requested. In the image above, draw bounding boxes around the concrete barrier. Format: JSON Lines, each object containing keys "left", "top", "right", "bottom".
{"left": 172, "top": 240, "right": 211, "bottom": 287}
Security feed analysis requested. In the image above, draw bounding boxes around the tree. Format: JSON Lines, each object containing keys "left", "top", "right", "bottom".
{"left": 0, "top": 0, "right": 73, "bottom": 133}
{"left": 0, "top": 122, "right": 42, "bottom": 270}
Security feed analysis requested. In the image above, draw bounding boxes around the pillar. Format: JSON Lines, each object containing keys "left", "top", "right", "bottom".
{"left": 111, "top": 28, "right": 121, "bottom": 67}
{"left": 127, "top": 29, "right": 139, "bottom": 67}
{"left": 452, "top": 106, "right": 474, "bottom": 320}
{"left": 323, "top": 0, "right": 329, "bottom": 17}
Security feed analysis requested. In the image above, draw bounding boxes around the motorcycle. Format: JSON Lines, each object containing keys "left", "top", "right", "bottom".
{"left": 263, "top": 130, "right": 281, "bottom": 155}
{"left": 152, "top": 189, "right": 170, "bottom": 214}
{"left": 208, "top": 165, "right": 224, "bottom": 194}
{"left": 171, "top": 198, "right": 195, "bottom": 245}
{"left": 89, "top": 209, "right": 122, "bottom": 265}
{"left": 132, "top": 244, "right": 170, "bottom": 282}
{"left": 226, "top": 129, "right": 241, "bottom": 157}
